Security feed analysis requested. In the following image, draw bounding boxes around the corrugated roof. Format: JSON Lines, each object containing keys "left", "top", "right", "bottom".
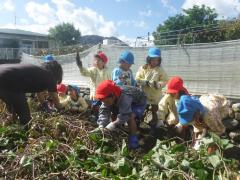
{"left": 0, "top": 28, "right": 47, "bottom": 37}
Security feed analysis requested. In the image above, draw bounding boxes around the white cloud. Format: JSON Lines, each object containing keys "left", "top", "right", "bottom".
{"left": 0, "top": 0, "right": 15, "bottom": 11}
{"left": 4, "top": 0, "right": 117, "bottom": 36}
{"left": 19, "top": 18, "right": 29, "bottom": 24}
{"left": 134, "top": 20, "right": 147, "bottom": 28}
{"left": 26, "top": 1, "right": 57, "bottom": 24}
{"left": 117, "top": 20, "right": 147, "bottom": 28}
{"left": 117, "top": 35, "right": 136, "bottom": 46}
{"left": 160, "top": 0, "right": 177, "bottom": 14}
{"left": 139, "top": 10, "right": 152, "bottom": 17}
{"left": 182, "top": 0, "right": 240, "bottom": 18}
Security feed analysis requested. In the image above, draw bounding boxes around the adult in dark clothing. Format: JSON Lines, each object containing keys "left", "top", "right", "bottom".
{"left": 0, "top": 61, "right": 63, "bottom": 126}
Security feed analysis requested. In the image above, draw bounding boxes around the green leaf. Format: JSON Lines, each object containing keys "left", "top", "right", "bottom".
{"left": 46, "top": 140, "right": 58, "bottom": 151}
{"left": 121, "top": 139, "right": 129, "bottom": 157}
{"left": 0, "top": 127, "right": 8, "bottom": 134}
{"left": 101, "top": 168, "right": 108, "bottom": 177}
{"left": 209, "top": 155, "right": 221, "bottom": 168}
{"left": 112, "top": 158, "right": 132, "bottom": 177}
{"left": 89, "top": 133, "right": 101, "bottom": 143}
{"left": 202, "top": 137, "right": 214, "bottom": 145}
{"left": 192, "top": 168, "right": 209, "bottom": 180}
{"left": 190, "top": 160, "right": 204, "bottom": 169}
{"left": 181, "top": 159, "right": 190, "bottom": 167}
{"left": 170, "top": 144, "right": 186, "bottom": 153}
{"left": 163, "top": 155, "right": 176, "bottom": 168}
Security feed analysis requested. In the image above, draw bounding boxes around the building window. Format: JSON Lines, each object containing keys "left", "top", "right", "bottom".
{"left": 37, "top": 41, "right": 49, "bottom": 48}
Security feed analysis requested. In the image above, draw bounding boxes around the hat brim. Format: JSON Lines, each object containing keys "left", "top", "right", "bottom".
{"left": 58, "top": 90, "right": 67, "bottom": 94}
{"left": 95, "top": 93, "right": 106, "bottom": 100}
{"left": 167, "top": 86, "right": 188, "bottom": 94}
{"left": 119, "top": 59, "right": 134, "bottom": 64}
{"left": 149, "top": 55, "right": 161, "bottom": 58}
{"left": 167, "top": 89, "right": 179, "bottom": 94}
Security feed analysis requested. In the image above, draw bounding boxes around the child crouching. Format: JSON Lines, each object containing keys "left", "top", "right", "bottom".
{"left": 62, "top": 85, "right": 88, "bottom": 113}
{"left": 95, "top": 80, "right": 147, "bottom": 149}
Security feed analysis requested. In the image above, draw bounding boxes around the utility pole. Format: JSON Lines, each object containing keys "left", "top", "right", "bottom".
{"left": 14, "top": 11, "right": 17, "bottom": 28}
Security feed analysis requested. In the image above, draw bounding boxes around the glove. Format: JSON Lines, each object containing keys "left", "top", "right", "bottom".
{"left": 40, "top": 101, "right": 52, "bottom": 113}
{"left": 76, "top": 51, "right": 82, "bottom": 68}
{"left": 105, "top": 122, "right": 116, "bottom": 131}
{"left": 128, "top": 135, "right": 139, "bottom": 149}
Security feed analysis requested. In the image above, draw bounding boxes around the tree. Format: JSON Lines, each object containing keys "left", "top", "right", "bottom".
{"left": 48, "top": 23, "right": 81, "bottom": 47}
{"left": 153, "top": 5, "right": 219, "bottom": 45}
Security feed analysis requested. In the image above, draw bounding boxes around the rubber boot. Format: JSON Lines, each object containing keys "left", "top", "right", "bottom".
{"left": 128, "top": 135, "right": 139, "bottom": 149}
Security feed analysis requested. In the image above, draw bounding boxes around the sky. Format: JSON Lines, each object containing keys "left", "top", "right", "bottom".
{"left": 1, "top": 0, "right": 240, "bottom": 43}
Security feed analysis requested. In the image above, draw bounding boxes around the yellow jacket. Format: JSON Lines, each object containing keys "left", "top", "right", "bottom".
{"left": 61, "top": 96, "right": 88, "bottom": 112}
{"left": 158, "top": 94, "right": 179, "bottom": 125}
{"left": 135, "top": 65, "right": 168, "bottom": 104}
{"left": 79, "top": 67, "right": 111, "bottom": 100}
{"left": 59, "top": 95, "right": 68, "bottom": 103}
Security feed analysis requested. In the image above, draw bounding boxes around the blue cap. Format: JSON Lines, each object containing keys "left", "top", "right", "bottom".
{"left": 177, "top": 95, "right": 205, "bottom": 125}
{"left": 148, "top": 47, "right": 161, "bottom": 58}
{"left": 44, "top": 55, "right": 54, "bottom": 62}
{"left": 119, "top": 51, "right": 134, "bottom": 64}
{"left": 68, "top": 85, "right": 80, "bottom": 94}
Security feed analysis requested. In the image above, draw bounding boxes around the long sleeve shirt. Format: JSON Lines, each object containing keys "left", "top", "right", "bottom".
{"left": 79, "top": 67, "right": 111, "bottom": 100}
{"left": 97, "top": 92, "right": 133, "bottom": 127}
{"left": 112, "top": 67, "right": 136, "bottom": 87}
{"left": 61, "top": 96, "right": 88, "bottom": 112}
{"left": 158, "top": 94, "right": 179, "bottom": 125}
{"left": 135, "top": 65, "right": 168, "bottom": 105}
{"left": 97, "top": 87, "right": 147, "bottom": 127}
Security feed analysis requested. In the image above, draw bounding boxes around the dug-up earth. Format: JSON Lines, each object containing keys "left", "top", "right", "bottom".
{"left": 0, "top": 106, "right": 240, "bottom": 179}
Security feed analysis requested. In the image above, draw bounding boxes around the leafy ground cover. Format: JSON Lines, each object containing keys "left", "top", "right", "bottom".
{"left": 0, "top": 110, "right": 240, "bottom": 179}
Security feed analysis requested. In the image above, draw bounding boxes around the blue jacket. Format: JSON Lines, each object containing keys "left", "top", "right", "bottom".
{"left": 112, "top": 67, "right": 136, "bottom": 86}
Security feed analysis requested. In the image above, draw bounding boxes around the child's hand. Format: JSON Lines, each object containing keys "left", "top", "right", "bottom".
{"left": 76, "top": 51, "right": 82, "bottom": 68}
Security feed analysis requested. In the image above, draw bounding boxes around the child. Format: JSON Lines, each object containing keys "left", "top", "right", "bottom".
{"left": 76, "top": 51, "right": 111, "bottom": 100}
{"left": 135, "top": 47, "right": 168, "bottom": 125}
{"left": 44, "top": 54, "right": 54, "bottom": 62}
{"left": 177, "top": 94, "right": 231, "bottom": 149}
{"left": 62, "top": 85, "right": 88, "bottom": 113}
{"left": 112, "top": 51, "right": 136, "bottom": 86}
{"left": 57, "top": 83, "right": 68, "bottom": 103}
{"left": 157, "top": 76, "right": 189, "bottom": 126}
{"left": 95, "top": 80, "right": 146, "bottom": 149}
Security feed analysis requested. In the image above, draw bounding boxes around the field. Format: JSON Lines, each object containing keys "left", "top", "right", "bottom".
{"left": 0, "top": 109, "right": 240, "bottom": 179}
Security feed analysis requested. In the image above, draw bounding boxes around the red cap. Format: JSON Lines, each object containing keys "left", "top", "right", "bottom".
{"left": 95, "top": 52, "right": 108, "bottom": 63}
{"left": 95, "top": 80, "right": 121, "bottom": 100}
{"left": 167, "top": 76, "right": 187, "bottom": 94}
{"left": 57, "top": 83, "right": 67, "bottom": 94}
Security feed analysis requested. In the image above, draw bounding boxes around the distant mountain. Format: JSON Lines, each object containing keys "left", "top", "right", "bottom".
{"left": 80, "top": 35, "right": 128, "bottom": 46}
